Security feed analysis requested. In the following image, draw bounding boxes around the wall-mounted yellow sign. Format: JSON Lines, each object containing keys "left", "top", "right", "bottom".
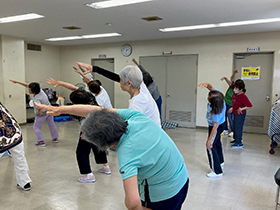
{"left": 241, "top": 67, "right": 260, "bottom": 80}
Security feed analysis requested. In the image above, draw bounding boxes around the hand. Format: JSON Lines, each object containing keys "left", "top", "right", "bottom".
{"left": 206, "top": 139, "right": 213, "bottom": 150}
{"left": 237, "top": 107, "right": 243, "bottom": 114}
{"left": 77, "top": 62, "right": 93, "bottom": 74}
{"left": 132, "top": 58, "right": 139, "bottom": 66}
{"left": 47, "top": 78, "right": 59, "bottom": 88}
{"left": 220, "top": 77, "right": 226, "bottom": 81}
{"left": 228, "top": 108, "right": 233, "bottom": 113}
{"left": 9, "top": 79, "right": 18, "bottom": 84}
{"left": 198, "top": 82, "right": 209, "bottom": 88}
{"left": 73, "top": 66, "right": 82, "bottom": 74}
{"left": 82, "top": 77, "right": 91, "bottom": 84}
{"left": 233, "top": 69, "right": 238, "bottom": 74}
{"left": 34, "top": 103, "right": 61, "bottom": 116}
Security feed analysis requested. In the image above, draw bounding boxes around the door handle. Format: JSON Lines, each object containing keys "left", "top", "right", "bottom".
{"left": 266, "top": 96, "right": 270, "bottom": 101}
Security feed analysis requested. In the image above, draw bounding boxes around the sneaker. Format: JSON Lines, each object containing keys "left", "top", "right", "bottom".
{"left": 230, "top": 140, "right": 235, "bottom": 144}
{"left": 206, "top": 171, "right": 223, "bottom": 178}
{"left": 220, "top": 162, "right": 224, "bottom": 170}
{"left": 78, "top": 174, "right": 96, "bottom": 183}
{"left": 99, "top": 166, "right": 111, "bottom": 175}
{"left": 228, "top": 132, "right": 234, "bottom": 137}
{"left": 231, "top": 143, "right": 244, "bottom": 148}
{"left": 35, "top": 141, "right": 46, "bottom": 147}
{"left": 224, "top": 130, "right": 228, "bottom": 135}
{"left": 52, "top": 138, "right": 58, "bottom": 143}
{"left": 17, "top": 183, "right": 31, "bottom": 191}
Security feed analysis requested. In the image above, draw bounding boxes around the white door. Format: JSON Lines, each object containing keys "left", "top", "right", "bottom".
{"left": 92, "top": 59, "right": 115, "bottom": 107}
{"left": 140, "top": 55, "right": 198, "bottom": 128}
{"left": 233, "top": 53, "right": 273, "bottom": 134}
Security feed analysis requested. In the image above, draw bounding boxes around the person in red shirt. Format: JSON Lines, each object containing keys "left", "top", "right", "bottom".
{"left": 228, "top": 79, "right": 253, "bottom": 148}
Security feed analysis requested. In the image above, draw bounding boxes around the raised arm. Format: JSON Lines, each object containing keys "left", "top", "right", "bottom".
{"left": 230, "top": 70, "right": 238, "bottom": 82}
{"left": 77, "top": 62, "right": 120, "bottom": 83}
{"left": 220, "top": 77, "right": 231, "bottom": 86}
{"left": 132, "top": 58, "right": 149, "bottom": 74}
{"left": 46, "top": 78, "right": 78, "bottom": 91}
{"left": 73, "top": 67, "right": 92, "bottom": 84}
{"left": 34, "top": 103, "right": 117, "bottom": 117}
{"left": 198, "top": 82, "right": 215, "bottom": 91}
{"left": 9, "top": 80, "right": 29, "bottom": 88}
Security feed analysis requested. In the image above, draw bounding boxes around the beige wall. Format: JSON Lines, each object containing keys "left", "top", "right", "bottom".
{"left": 1, "top": 35, "right": 26, "bottom": 123}
{"left": 0, "top": 36, "right": 3, "bottom": 102}
{"left": 60, "top": 31, "right": 280, "bottom": 127}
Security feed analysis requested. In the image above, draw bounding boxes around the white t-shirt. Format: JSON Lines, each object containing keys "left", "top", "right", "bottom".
{"left": 95, "top": 86, "right": 113, "bottom": 108}
{"left": 129, "top": 82, "right": 161, "bottom": 127}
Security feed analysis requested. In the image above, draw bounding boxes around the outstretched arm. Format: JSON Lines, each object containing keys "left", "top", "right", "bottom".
{"left": 34, "top": 103, "right": 117, "bottom": 117}
{"left": 9, "top": 80, "right": 29, "bottom": 88}
{"left": 198, "top": 82, "right": 215, "bottom": 91}
{"left": 132, "top": 58, "right": 149, "bottom": 74}
{"left": 73, "top": 67, "right": 92, "bottom": 84}
{"left": 220, "top": 77, "right": 231, "bottom": 86}
{"left": 230, "top": 70, "right": 238, "bottom": 82}
{"left": 77, "top": 62, "right": 120, "bottom": 83}
{"left": 46, "top": 78, "right": 78, "bottom": 91}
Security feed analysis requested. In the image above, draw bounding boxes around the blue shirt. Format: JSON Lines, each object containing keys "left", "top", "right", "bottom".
{"left": 206, "top": 89, "right": 226, "bottom": 126}
{"left": 116, "top": 109, "right": 188, "bottom": 202}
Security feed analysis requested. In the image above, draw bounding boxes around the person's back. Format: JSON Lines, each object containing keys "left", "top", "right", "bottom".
{"left": 116, "top": 109, "right": 188, "bottom": 202}
{"left": 96, "top": 86, "right": 113, "bottom": 108}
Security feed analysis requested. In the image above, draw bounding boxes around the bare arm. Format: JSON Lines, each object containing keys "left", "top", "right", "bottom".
{"left": 230, "top": 70, "right": 238, "bottom": 82}
{"left": 73, "top": 67, "right": 92, "bottom": 84}
{"left": 198, "top": 82, "right": 215, "bottom": 91}
{"left": 132, "top": 58, "right": 139, "bottom": 66}
{"left": 206, "top": 122, "right": 219, "bottom": 149}
{"left": 47, "top": 78, "right": 78, "bottom": 91}
{"left": 123, "top": 176, "right": 149, "bottom": 210}
{"left": 9, "top": 80, "right": 29, "bottom": 88}
{"left": 34, "top": 103, "right": 117, "bottom": 117}
{"left": 220, "top": 77, "right": 231, "bottom": 86}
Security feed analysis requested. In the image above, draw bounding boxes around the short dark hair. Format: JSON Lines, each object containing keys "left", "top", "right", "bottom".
{"left": 143, "top": 72, "right": 153, "bottom": 87}
{"left": 70, "top": 90, "right": 90, "bottom": 105}
{"left": 81, "top": 109, "right": 128, "bottom": 151}
{"left": 88, "top": 81, "right": 101, "bottom": 94}
{"left": 208, "top": 91, "right": 224, "bottom": 115}
{"left": 234, "top": 79, "right": 246, "bottom": 93}
{"left": 95, "top": 80, "right": 102, "bottom": 86}
{"left": 28, "top": 82, "right": 40, "bottom": 94}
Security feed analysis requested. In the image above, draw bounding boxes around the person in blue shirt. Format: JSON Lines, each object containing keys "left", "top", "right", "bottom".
{"left": 198, "top": 82, "right": 226, "bottom": 178}
{"left": 34, "top": 103, "right": 189, "bottom": 210}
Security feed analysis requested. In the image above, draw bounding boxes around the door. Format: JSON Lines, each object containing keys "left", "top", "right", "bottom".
{"left": 233, "top": 53, "right": 273, "bottom": 134}
{"left": 92, "top": 59, "right": 115, "bottom": 107}
{"left": 140, "top": 55, "right": 198, "bottom": 128}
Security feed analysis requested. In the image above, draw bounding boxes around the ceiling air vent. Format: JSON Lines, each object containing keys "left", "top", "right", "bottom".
{"left": 27, "top": 44, "right": 41, "bottom": 51}
{"left": 142, "top": 16, "right": 163, "bottom": 22}
{"left": 63, "top": 26, "right": 81, "bottom": 30}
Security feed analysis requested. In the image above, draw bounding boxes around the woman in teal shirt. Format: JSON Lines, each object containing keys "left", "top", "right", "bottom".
{"left": 35, "top": 103, "right": 189, "bottom": 210}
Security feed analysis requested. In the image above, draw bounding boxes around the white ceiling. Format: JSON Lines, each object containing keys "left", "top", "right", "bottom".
{"left": 0, "top": 0, "right": 280, "bottom": 46}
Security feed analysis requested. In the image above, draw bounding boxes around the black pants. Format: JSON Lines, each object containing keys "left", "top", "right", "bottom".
{"left": 207, "top": 122, "right": 226, "bottom": 174}
{"left": 76, "top": 132, "right": 108, "bottom": 174}
{"left": 233, "top": 112, "right": 246, "bottom": 144}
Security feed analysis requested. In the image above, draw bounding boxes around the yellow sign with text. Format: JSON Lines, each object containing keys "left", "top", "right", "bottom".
{"left": 241, "top": 67, "right": 260, "bottom": 80}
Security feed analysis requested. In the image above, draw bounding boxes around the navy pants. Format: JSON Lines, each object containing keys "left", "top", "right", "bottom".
{"left": 225, "top": 104, "right": 234, "bottom": 132}
{"left": 233, "top": 112, "right": 246, "bottom": 144}
{"left": 141, "top": 179, "right": 189, "bottom": 210}
{"left": 76, "top": 132, "right": 108, "bottom": 174}
{"left": 207, "top": 122, "right": 226, "bottom": 174}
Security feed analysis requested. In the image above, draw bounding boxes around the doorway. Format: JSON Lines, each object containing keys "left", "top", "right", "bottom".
{"left": 91, "top": 59, "right": 115, "bottom": 107}
{"left": 233, "top": 52, "right": 273, "bottom": 134}
{"left": 140, "top": 55, "right": 198, "bottom": 128}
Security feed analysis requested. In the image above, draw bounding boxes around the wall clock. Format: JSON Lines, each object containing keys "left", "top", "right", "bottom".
{"left": 121, "top": 44, "right": 132, "bottom": 57}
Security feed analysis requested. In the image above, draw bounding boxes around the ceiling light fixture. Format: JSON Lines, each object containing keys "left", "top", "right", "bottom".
{"left": 45, "top": 33, "right": 122, "bottom": 42}
{"left": 159, "top": 17, "right": 280, "bottom": 32}
{"left": 0, "top": 13, "right": 44, "bottom": 24}
{"left": 86, "top": 0, "right": 152, "bottom": 9}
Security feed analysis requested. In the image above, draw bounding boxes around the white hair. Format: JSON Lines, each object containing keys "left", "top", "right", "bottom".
{"left": 119, "top": 65, "right": 143, "bottom": 89}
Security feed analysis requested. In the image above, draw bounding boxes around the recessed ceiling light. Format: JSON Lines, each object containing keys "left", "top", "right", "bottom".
{"left": 159, "top": 18, "right": 280, "bottom": 32}
{"left": 86, "top": 0, "right": 152, "bottom": 9}
{"left": 142, "top": 16, "right": 163, "bottom": 22}
{"left": 45, "top": 33, "right": 122, "bottom": 42}
{"left": 63, "top": 26, "right": 81, "bottom": 30}
{"left": 0, "top": 13, "right": 44, "bottom": 24}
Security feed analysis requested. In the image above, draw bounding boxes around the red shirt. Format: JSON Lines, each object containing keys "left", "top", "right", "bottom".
{"left": 231, "top": 84, "right": 252, "bottom": 114}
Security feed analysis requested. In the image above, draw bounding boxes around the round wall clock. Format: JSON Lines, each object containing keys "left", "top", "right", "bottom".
{"left": 121, "top": 44, "right": 132, "bottom": 57}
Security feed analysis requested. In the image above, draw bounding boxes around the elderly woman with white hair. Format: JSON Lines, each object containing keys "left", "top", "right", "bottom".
{"left": 76, "top": 62, "right": 161, "bottom": 127}
{"left": 35, "top": 103, "right": 189, "bottom": 210}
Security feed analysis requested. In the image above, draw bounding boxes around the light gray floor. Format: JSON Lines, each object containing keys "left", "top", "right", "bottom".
{"left": 1, "top": 120, "right": 279, "bottom": 210}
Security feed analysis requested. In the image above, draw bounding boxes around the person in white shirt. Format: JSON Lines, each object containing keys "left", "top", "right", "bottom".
{"left": 87, "top": 81, "right": 113, "bottom": 108}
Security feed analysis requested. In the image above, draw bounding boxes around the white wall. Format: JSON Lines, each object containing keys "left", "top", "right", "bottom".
{"left": 1, "top": 35, "right": 26, "bottom": 123}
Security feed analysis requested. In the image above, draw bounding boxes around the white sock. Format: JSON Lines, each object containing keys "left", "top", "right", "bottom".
{"left": 87, "top": 173, "right": 93, "bottom": 177}
{"left": 103, "top": 165, "right": 109, "bottom": 168}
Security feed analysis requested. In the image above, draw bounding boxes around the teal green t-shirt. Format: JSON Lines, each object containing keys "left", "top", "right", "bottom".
{"left": 116, "top": 109, "right": 188, "bottom": 202}
{"left": 224, "top": 86, "right": 233, "bottom": 106}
